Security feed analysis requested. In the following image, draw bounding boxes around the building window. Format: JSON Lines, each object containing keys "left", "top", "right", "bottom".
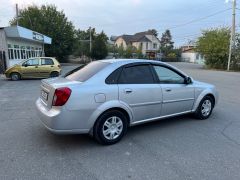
{"left": 140, "top": 43, "right": 143, "bottom": 50}
{"left": 7, "top": 43, "right": 43, "bottom": 60}
{"left": 146, "top": 42, "right": 148, "bottom": 50}
{"left": 153, "top": 43, "right": 157, "bottom": 49}
{"left": 21, "top": 46, "right": 26, "bottom": 60}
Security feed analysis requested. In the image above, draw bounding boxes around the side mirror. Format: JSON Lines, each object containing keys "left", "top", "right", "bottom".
{"left": 185, "top": 77, "right": 192, "bottom": 84}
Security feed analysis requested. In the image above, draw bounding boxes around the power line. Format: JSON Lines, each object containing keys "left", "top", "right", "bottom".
{"left": 76, "top": 8, "right": 231, "bottom": 31}
{"left": 166, "top": 8, "right": 231, "bottom": 30}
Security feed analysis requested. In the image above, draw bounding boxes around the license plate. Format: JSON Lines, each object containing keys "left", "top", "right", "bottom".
{"left": 41, "top": 90, "right": 48, "bottom": 100}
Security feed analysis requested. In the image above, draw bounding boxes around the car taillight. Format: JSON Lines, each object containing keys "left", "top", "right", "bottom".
{"left": 52, "top": 87, "right": 71, "bottom": 106}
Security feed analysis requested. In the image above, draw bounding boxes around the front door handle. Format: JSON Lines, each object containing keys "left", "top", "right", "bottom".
{"left": 124, "top": 89, "right": 132, "bottom": 94}
{"left": 165, "top": 88, "right": 172, "bottom": 92}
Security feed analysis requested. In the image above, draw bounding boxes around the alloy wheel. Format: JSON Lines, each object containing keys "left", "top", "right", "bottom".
{"left": 102, "top": 116, "right": 123, "bottom": 140}
{"left": 201, "top": 99, "right": 212, "bottom": 117}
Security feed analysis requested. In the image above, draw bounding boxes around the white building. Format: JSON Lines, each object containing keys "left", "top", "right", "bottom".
{"left": 181, "top": 45, "right": 205, "bottom": 64}
{"left": 114, "top": 31, "right": 160, "bottom": 58}
{"left": 0, "top": 25, "right": 51, "bottom": 73}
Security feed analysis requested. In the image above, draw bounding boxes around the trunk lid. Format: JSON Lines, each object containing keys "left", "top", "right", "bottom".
{"left": 40, "top": 77, "right": 81, "bottom": 109}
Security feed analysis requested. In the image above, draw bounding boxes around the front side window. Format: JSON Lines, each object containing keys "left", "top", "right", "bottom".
{"left": 118, "top": 65, "right": 154, "bottom": 84}
{"left": 23, "top": 59, "right": 39, "bottom": 66}
{"left": 41, "top": 58, "right": 54, "bottom": 65}
{"left": 153, "top": 65, "right": 185, "bottom": 84}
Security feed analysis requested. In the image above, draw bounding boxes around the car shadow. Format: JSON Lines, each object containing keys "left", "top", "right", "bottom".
{"left": 39, "top": 114, "right": 196, "bottom": 148}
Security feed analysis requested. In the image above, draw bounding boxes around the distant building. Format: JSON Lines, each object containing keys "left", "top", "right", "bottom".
{"left": 0, "top": 25, "right": 51, "bottom": 73}
{"left": 114, "top": 30, "right": 160, "bottom": 58}
{"left": 181, "top": 45, "right": 205, "bottom": 64}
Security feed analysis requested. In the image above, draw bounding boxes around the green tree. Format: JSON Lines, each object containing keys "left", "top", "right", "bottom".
{"left": 117, "top": 44, "right": 125, "bottom": 58}
{"left": 136, "top": 47, "right": 143, "bottom": 59}
{"left": 160, "top": 29, "right": 174, "bottom": 57}
{"left": 148, "top": 29, "right": 158, "bottom": 37}
{"left": 124, "top": 45, "right": 137, "bottom": 58}
{"left": 233, "top": 33, "right": 240, "bottom": 70}
{"left": 196, "top": 28, "right": 230, "bottom": 69}
{"left": 73, "top": 28, "right": 96, "bottom": 57}
{"left": 10, "top": 5, "right": 75, "bottom": 62}
{"left": 91, "top": 31, "right": 108, "bottom": 60}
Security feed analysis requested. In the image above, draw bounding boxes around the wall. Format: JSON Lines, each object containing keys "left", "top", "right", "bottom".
{"left": 145, "top": 35, "right": 160, "bottom": 50}
{"left": 181, "top": 52, "right": 205, "bottom": 64}
{"left": 115, "top": 37, "right": 127, "bottom": 49}
{"left": 181, "top": 52, "right": 196, "bottom": 63}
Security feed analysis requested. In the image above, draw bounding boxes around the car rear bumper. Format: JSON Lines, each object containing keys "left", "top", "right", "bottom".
{"left": 35, "top": 98, "right": 89, "bottom": 134}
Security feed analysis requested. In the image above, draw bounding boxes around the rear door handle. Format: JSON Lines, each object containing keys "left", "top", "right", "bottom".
{"left": 124, "top": 89, "right": 132, "bottom": 94}
{"left": 165, "top": 88, "right": 172, "bottom": 92}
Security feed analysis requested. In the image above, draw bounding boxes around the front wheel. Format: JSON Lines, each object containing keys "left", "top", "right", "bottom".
{"left": 194, "top": 96, "right": 214, "bottom": 120}
{"left": 10, "top": 72, "right": 21, "bottom": 81}
{"left": 93, "top": 110, "right": 128, "bottom": 145}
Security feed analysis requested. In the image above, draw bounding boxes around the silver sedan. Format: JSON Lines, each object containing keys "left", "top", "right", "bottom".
{"left": 36, "top": 59, "right": 219, "bottom": 145}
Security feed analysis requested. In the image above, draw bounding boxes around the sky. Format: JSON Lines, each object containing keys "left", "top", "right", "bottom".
{"left": 0, "top": 0, "right": 239, "bottom": 46}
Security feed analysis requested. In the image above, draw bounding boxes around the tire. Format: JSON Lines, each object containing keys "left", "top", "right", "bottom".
{"left": 50, "top": 71, "right": 59, "bottom": 78}
{"left": 93, "top": 110, "right": 128, "bottom": 145}
{"left": 194, "top": 96, "right": 214, "bottom": 120}
{"left": 10, "top": 72, "right": 21, "bottom": 81}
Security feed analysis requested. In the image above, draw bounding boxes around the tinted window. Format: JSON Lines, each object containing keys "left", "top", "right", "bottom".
{"left": 66, "top": 61, "right": 110, "bottom": 82}
{"left": 41, "top": 58, "right": 54, "bottom": 65}
{"left": 64, "top": 64, "right": 86, "bottom": 77}
{"left": 23, "top": 59, "right": 39, "bottom": 66}
{"left": 153, "top": 66, "right": 185, "bottom": 84}
{"left": 105, "top": 68, "right": 121, "bottom": 84}
{"left": 118, "top": 65, "right": 154, "bottom": 84}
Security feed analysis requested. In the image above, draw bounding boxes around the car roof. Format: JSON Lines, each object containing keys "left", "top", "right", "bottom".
{"left": 100, "top": 59, "right": 166, "bottom": 66}
{"left": 99, "top": 59, "right": 188, "bottom": 77}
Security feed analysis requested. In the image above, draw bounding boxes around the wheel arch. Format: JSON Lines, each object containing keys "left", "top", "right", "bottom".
{"left": 88, "top": 101, "right": 133, "bottom": 135}
{"left": 192, "top": 90, "right": 216, "bottom": 112}
{"left": 205, "top": 93, "right": 215, "bottom": 107}
{"left": 10, "top": 71, "right": 21, "bottom": 78}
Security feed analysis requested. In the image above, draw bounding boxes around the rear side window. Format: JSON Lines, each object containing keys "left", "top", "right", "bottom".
{"left": 105, "top": 68, "right": 122, "bottom": 84}
{"left": 66, "top": 61, "right": 110, "bottom": 82}
{"left": 41, "top": 58, "right": 54, "bottom": 65}
{"left": 118, "top": 65, "right": 154, "bottom": 84}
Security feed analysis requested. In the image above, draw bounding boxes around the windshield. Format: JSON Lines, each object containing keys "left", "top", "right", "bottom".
{"left": 65, "top": 61, "right": 110, "bottom": 82}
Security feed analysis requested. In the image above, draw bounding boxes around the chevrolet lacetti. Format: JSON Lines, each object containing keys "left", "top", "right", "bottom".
{"left": 36, "top": 59, "right": 219, "bottom": 145}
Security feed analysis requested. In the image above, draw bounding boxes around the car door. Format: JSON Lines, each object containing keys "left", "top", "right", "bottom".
{"left": 21, "top": 58, "right": 40, "bottom": 78}
{"left": 118, "top": 63, "right": 162, "bottom": 123}
{"left": 151, "top": 65, "right": 195, "bottom": 116}
{"left": 39, "top": 58, "right": 55, "bottom": 78}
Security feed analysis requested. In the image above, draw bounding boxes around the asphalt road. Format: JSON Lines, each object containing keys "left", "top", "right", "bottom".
{"left": 0, "top": 63, "right": 240, "bottom": 180}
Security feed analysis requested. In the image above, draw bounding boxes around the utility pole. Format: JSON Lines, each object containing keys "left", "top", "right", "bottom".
{"left": 89, "top": 27, "right": 92, "bottom": 53}
{"left": 227, "top": 0, "right": 236, "bottom": 71}
{"left": 16, "top": 4, "right": 19, "bottom": 26}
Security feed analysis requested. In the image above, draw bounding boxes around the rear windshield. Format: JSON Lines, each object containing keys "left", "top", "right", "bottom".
{"left": 65, "top": 61, "right": 110, "bottom": 82}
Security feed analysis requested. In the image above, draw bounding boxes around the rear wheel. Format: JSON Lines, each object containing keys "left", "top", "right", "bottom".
{"left": 94, "top": 110, "right": 128, "bottom": 145}
{"left": 50, "top": 71, "right": 59, "bottom": 78}
{"left": 10, "top": 72, "right": 21, "bottom": 81}
{"left": 194, "top": 96, "right": 214, "bottom": 120}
